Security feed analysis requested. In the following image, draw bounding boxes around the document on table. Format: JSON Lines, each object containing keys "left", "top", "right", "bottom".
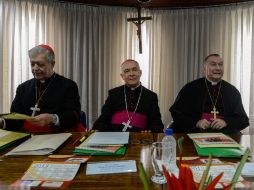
{"left": 86, "top": 160, "right": 137, "bottom": 175}
{"left": 22, "top": 161, "right": 80, "bottom": 181}
{"left": 241, "top": 162, "right": 254, "bottom": 176}
{"left": 1, "top": 113, "right": 32, "bottom": 120}
{"left": 5, "top": 133, "right": 71, "bottom": 156}
{"left": 85, "top": 132, "right": 129, "bottom": 146}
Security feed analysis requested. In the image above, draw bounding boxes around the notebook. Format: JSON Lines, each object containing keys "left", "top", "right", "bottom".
{"left": 5, "top": 133, "right": 71, "bottom": 156}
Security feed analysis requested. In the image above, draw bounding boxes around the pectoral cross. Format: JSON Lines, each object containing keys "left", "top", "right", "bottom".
{"left": 211, "top": 107, "right": 219, "bottom": 120}
{"left": 122, "top": 120, "right": 132, "bottom": 132}
{"left": 127, "top": 6, "right": 152, "bottom": 54}
{"left": 30, "top": 104, "right": 40, "bottom": 117}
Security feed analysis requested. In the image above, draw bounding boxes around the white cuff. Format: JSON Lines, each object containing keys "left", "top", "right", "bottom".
{"left": 0, "top": 118, "right": 6, "bottom": 129}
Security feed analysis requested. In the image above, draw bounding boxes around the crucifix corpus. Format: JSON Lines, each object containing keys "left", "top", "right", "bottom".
{"left": 127, "top": 6, "right": 152, "bottom": 54}
{"left": 211, "top": 107, "right": 219, "bottom": 120}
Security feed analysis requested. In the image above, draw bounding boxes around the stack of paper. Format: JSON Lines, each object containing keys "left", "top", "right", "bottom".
{"left": 5, "top": 133, "right": 71, "bottom": 156}
{"left": 187, "top": 133, "right": 245, "bottom": 157}
{"left": 0, "top": 129, "right": 30, "bottom": 150}
{"left": 74, "top": 132, "right": 129, "bottom": 156}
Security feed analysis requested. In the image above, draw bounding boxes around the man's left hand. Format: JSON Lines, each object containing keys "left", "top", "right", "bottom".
{"left": 30, "top": 113, "right": 54, "bottom": 127}
{"left": 210, "top": 119, "right": 227, "bottom": 129}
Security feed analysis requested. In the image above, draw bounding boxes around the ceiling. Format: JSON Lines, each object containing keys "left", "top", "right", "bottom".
{"left": 58, "top": 0, "right": 249, "bottom": 8}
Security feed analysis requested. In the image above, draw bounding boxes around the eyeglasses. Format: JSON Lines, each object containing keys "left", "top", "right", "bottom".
{"left": 130, "top": 133, "right": 154, "bottom": 145}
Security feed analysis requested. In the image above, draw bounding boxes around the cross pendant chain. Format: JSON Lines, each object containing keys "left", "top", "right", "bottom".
{"left": 211, "top": 106, "right": 219, "bottom": 120}
{"left": 122, "top": 120, "right": 132, "bottom": 132}
{"left": 30, "top": 103, "right": 40, "bottom": 117}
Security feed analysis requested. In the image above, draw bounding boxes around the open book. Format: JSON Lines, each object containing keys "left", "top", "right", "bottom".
{"left": 188, "top": 133, "right": 245, "bottom": 157}
{"left": 5, "top": 133, "right": 71, "bottom": 156}
{"left": 187, "top": 133, "right": 241, "bottom": 148}
{"left": 0, "top": 113, "right": 32, "bottom": 120}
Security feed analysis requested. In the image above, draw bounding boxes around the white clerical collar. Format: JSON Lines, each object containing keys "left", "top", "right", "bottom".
{"left": 126, "top": 83, "right": 141, "bottom": 91}
{"left": 38, "top": 73, "right": 55, "bottom": 84}
{"left": 206, "top": 78, "right": 220, "bottom": 86}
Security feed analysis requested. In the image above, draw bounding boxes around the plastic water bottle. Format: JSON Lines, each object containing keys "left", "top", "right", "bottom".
{"left": 162, "top": 128, "right": 178, "bottom": 175}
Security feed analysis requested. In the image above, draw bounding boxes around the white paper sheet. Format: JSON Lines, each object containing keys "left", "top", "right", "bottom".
{"left": 85, "top": 132, "right": 129, "bottom": 146}
{"left": 86, "top": 160, "right": 137, "bottom": 175}
{"left": 241, "top": 162, "right": 254, "bottom": 176}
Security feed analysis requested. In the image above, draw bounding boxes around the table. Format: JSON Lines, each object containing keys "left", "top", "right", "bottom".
{"left": 0, "top": 132, "right": 253, "bottom": 189}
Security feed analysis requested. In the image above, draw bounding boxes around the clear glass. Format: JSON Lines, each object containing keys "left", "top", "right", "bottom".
{"left": 151, "top": 142, "right": 167, "bottom": 184}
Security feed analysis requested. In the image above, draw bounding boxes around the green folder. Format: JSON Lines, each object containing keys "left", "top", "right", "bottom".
{"left": 0, "top": 129, "right": 30, "bottom": 151}
{"left": 193, "top": 142, "right": 246, "bottom": 158}
{"left": 73, "top": 146, "right": 126, "bottom": 156}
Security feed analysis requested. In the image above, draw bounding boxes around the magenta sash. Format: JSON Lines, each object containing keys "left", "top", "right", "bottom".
{"left": 201, "top": 113, "right": 222, "bottom": 122}
{"left": 111, "top": 110, "right": 147, "bottom": 130}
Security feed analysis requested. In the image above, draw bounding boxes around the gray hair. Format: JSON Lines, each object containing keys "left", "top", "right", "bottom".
{"left": 120, "top": 59, "right": 140, "bottom": 73}
{"left": 28, "top": 45, "right": 55, "bottom": 63}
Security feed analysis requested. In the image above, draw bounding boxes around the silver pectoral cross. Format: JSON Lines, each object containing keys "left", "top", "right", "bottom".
{"left": 30, "top": 104, "right": 40, "bottom": 117}
{"left": 122, "top": 120, "right": 132, "bottom": 132}
{"left": 211, "top": 106, "right": 219, "bottom": 120}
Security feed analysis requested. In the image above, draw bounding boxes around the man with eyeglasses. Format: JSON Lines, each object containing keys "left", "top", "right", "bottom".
{"left": 0, "top": 44, "right": 81, "bottom": 133}
{"left": 169, "top": 54, "right": 249, "bottom": 134}
{"left": 93, "top": 59, "right": 164, "bottom": 132}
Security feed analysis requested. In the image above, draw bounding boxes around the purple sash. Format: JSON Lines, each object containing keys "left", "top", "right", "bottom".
{"left": 201, "top": 113, "right": 222, "bottom": 122}
{"left": 111, "top": 110, "right": 147, "bottom": 130}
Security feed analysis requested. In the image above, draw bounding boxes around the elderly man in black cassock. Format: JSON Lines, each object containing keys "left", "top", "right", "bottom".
{"left": 0, "top": 44, "right": 81, "bottom": 133}
{"left": 93, "top": 59, "right": 164, "bottom": 132}
{"left": 170, "top": 54, "right": 249, "bottom": 134}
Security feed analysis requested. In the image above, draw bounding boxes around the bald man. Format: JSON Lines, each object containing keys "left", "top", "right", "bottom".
{"left": 93, "top": 59, "right": 164, "bottom": 132}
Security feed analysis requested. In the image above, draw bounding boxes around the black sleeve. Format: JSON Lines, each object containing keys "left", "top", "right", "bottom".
{"left": 92, "top": 91, "right": 113, "bottom": 131}
{"left": 223, "top": 90, "right": 249, "bottom": 131}
{"left": 11, "top": 85, "right": 25, "bottom": 113}
{"left": 147, "top": 93, "right": 164, "bottom": 133}
{"left": 57, "top": 81, "right": 81, "bottom": 130}
{"left": 169, "top": 86, "right": 200, "bottom": 133}
{"left": 6, "top": 85, "right": 25, "bottom": 131}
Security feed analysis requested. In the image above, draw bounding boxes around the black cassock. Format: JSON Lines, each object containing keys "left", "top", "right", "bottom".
{"left": 93, "top": 85, "right": 164, "bottom": 133}
{"left": 6, "top": 73, "right": 81, "bottom": 132}
{"left": 170, "top": 78, "right": 249, "bottom": 134}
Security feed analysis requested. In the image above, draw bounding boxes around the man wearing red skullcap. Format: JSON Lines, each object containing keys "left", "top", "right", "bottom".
{"left": 93, "top": 59, "right": 163, "bottom": 132}
{"left": 0, "top": 44, "right": 81, "bottom": 133}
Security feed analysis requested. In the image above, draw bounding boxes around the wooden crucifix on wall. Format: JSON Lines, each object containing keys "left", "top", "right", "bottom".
{"left": 127, "top": 6, "right": 152, "bottom": 54}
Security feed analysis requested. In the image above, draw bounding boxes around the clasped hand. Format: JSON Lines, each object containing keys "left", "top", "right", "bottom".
{"left": 196, "top": 118, "right": 226, "bottom": 130}
{"left": 29, "top": 113, "right": 54, "bottom": 127}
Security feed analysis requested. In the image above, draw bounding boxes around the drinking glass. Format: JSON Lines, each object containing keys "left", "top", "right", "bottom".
{"left": 151, "top": 142, "right": 167, "bottom": 184}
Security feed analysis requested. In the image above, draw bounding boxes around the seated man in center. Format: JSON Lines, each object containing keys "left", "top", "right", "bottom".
{"left": 93, "top": 59, "right": 164, "bottom": 132}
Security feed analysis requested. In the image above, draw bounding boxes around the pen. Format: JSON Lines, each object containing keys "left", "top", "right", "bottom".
{"left": 72, "top": 137, "right": 80, "bottom": 145}
{"left": 79, "top": 136, "right": 87, "bottom": 143}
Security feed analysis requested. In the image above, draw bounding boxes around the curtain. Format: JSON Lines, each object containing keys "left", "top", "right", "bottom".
{"left": 1, "top": 0, "right": 254, "bottom": 134}
{"left": 0, "top": 0, "right": 148, "bottom": 127}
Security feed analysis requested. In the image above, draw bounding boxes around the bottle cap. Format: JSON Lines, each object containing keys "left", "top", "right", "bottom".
{"left": 164, "top": 128, "right": 173, "bottom": 135}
